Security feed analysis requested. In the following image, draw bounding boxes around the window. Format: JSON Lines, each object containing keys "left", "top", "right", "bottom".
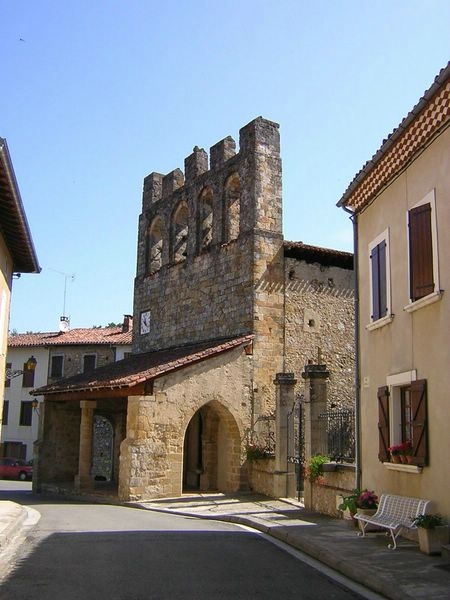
{"left": 2, "top": 401, "right": 9, "bottom": 425}
{"left": 378, "top": 372, "right": 428, "bottom": 466}
{"left": 50, "top": 355, "right": 64, "bottom": 378}
{"left": 223, "top": 173, "right": 240, "bottom": 242}
{"left": 368, "top": 230, "right": 391, "bottom": 326}
{"left": 198, "top": 187, "right": 213, "bottom": 252}
{"left": 83, "top": 354, "right": 96, "bottom": 373}
{"left": 406, "top": 190, "right": 440, "bottom": 310}
{"left": 147, "top": 217, "right": 164, "bottom": 274}
{"left": 4, "top": 363, "right": 11, "bottom": 388}
{"left": 171, "top": 201, "right": 188, "bottom": 263}
{"left": 19, "top": 401, "right": 33, "bottom": 426}
{"left": 22, "top": 363, "right": 35, "bottom": 388}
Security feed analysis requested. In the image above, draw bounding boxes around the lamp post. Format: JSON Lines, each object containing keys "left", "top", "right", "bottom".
{"left": 5, "top": 355, "right": 37, "bottom": 380}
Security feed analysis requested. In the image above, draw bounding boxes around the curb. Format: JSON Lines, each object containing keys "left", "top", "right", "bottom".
{"left": 0, "top": 502, "right": 28, "bottom": 548}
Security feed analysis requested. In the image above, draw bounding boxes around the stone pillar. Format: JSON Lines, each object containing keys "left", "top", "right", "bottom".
{"left": 302, "top": 363, "right": 329, "bottom": 509}
{"left": 273, "top": 372, "right": 297, "bottom": 498}
{"left": 74, "top": 400, "right": 96, "bottom": 491}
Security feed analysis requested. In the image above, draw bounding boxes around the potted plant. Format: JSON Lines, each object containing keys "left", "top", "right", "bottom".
{"left": 412, "top": 514, "right": 449, "bottom": 555}
{"left": 339, "top": 489, "right": 378, "bottom": 529}
{"left": 388, "top": 443, "right": 403, "bottom": 463}
{"left": 306, "top": 454, "right": 330, "bottom": 483}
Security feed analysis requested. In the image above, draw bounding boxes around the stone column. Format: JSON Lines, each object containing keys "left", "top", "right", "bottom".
{"left": 273, "top": 372, "right": 297, "bottom": 498}
{"left": 74, "top": 400, "right": 96, "bottom": 491}
{"left": 302, "top": 363, "right": 329, "bottom": 509}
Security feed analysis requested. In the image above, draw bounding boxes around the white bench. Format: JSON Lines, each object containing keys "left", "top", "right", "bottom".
{"left": 354, "top": 493, "right": 430, "bottom": 549}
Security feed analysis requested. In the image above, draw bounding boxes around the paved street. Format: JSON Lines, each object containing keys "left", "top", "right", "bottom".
{"left": 0, "top": 482, "right": 371, "bottom": 600}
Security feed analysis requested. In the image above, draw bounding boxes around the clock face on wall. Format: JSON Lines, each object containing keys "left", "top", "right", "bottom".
{"left": 140, "top": 310, "right": 151, "bottom": 334}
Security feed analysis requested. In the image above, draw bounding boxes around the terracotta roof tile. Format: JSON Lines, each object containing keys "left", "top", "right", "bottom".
{"left": 9, "top": 326, "right": 132, "bottom": 347}
{"left": 338, "top": 61, "right": 450, "bottom": 212}
{"left": 32, "top": 334, "right": 254, "bottom": 396}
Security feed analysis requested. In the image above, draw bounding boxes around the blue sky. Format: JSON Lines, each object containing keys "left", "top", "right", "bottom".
{"left": 2, "top": 0, "right": 449, "bottom": 333}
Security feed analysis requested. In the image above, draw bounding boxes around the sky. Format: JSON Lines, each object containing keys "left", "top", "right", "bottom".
{"left": 2, "top": 0, "right": 449, "bottom": 334}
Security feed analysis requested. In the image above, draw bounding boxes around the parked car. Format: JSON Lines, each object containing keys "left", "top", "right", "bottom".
{"left": 0, "top": 457, "right": 33, "bottom": 480}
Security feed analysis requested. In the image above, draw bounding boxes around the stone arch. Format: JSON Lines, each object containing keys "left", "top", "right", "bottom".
{"left": 198, "top": 186, "right": 213, "bottom": 252}
{"left": 171, "top": 201, "right": 189, "bottom": 263}
{"left": 146, "top": 216, "right": 164, "bottom": 274}
{"left": 224, "top": 172, "right": 241, "bottom": 242}
{"left": 182, "top": 399, "right": 244, "bottom": 493}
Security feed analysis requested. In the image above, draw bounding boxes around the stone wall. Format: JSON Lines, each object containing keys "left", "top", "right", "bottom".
{"left": 133, "top": 116, "right": 284, "bottom": 416}
{"left": 284, "top": 257, "right": 355, "bottom": 408}
{"left": 119, "top": 345, "right": 253, "bottom": 501}
{"left": 48, "top": 345, "right": 117, "bottom": 383}
{"left": 304, "top": 464, "right": 356, "bottom": 517}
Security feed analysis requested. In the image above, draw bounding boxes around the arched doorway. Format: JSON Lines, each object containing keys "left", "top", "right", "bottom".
{"left": 91, "top": 415, "right": 114, "bottom": 481}
{"left": 182, "top": 401, "right": 243, "bottom": 493}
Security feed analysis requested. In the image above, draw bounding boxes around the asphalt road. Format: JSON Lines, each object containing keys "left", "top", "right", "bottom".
{"left": 0, "top": 482, "right": 368, "bottom": 600}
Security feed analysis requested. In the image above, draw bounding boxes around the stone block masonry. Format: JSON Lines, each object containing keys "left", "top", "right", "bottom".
{"left": 133, "top": 117, "right": 285, "bottom": 415}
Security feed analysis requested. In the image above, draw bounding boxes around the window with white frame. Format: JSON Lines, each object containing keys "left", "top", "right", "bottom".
{"left": 368, "top": 229, "right": 392, "bottom": 328}
{"left": 377, "top": 370, "right": 428, "bottom": 466}
{"left": 406, "top": 189, "right": 441, "bottom": 310}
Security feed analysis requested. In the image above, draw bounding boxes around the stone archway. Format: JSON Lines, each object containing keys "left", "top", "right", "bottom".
{"left": 182, "top": 400, "right": 244, "bottom": 493}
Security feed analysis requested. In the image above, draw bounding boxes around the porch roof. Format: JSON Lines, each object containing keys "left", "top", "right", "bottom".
{"left": 31, "top": 334, "right": 254, "bottom": 398}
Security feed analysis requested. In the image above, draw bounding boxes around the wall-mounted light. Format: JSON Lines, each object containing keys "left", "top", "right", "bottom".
{"left": 5, "top": 355, "right": 37, "bottom": 380}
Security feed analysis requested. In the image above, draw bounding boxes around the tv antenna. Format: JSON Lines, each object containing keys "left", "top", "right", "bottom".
{"left": 47, "top": 268, "right": 75, "bottom": 317}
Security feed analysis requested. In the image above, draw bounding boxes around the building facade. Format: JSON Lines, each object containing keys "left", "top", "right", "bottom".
{"left": 0, "top": 138, "right": 40, "bottom": 431}
{"left": 338, "top": 62, "right": 450, "bottom": 515}
{"left": 2, "top": 318, "right": 132, "bottom": 461}
{"left": 33, "top": 117, "right": 354, "bottom": 501}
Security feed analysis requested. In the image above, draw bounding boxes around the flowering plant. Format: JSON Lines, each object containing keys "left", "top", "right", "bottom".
{"left": 356, "top": 489, "right": 379, "bottom": 509}
{"left": 339, "top": 488, "right": 378, "bottom": 513}
{"left": 388, "top": 440, "right": 412, "bottom": 456}
{"left": 246, "top": 443, "right": 271, "bottom": 461}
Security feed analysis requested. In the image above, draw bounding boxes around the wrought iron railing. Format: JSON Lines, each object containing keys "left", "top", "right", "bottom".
{"left": 318, "top": 408, "right": 355, "bottom": 462}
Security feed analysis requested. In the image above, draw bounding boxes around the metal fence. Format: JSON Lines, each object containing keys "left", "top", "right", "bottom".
{"left": 318, "top": 408, "right": 355, "bottom": 462}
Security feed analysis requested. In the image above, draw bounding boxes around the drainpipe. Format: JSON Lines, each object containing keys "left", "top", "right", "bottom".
{"left": 342, "top": 206, "right": 361, "bottom": 491}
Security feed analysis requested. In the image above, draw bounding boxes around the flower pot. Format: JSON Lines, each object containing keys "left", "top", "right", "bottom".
{"left": 418, "top": 526, "right": 450, "bottom": 555}
{"left": 391, "top": 455, "right": 401, "bottom": 463}
{"left": 356, "top": 508, "right": 379, "bottom": 532}
{"left": 399, "top": 455, "right": 408, "bottom": 464}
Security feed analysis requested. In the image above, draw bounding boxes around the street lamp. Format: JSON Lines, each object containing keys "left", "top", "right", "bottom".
{"left": 5, "top": 355, "right": 37, "bottom": 380}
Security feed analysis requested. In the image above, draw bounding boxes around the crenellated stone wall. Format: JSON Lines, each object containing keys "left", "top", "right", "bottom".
{"left": 133, "top": 117, "right": 284, "bottom": 416}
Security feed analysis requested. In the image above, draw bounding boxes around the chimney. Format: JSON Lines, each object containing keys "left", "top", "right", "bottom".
{"left": 122, "top": 315, "right": 133, "bottom": 332}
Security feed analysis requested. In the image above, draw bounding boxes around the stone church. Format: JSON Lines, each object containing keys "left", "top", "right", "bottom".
{"left": 33, "top": 117, "right": 354, "bottom": 501}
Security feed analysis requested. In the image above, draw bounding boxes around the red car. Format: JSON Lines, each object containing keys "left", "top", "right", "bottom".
{"left": 0, "top": 457, "right": 33, "bottom": 481}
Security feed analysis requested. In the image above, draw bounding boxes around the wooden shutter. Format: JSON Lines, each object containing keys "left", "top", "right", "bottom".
{"left": 4, "top": 363, "right": 11, "bottom": 388}
{"left": 409, "top": 379, "right": 428, "bottom": 466}
{"left": 377, "top": 386, "right": 390, "bottom": 462}
{"left": 22, "top": 363, "right": 35, "bottom": 388}
{"left": 409, "top": 203, "right": 434, "bottom": 301}
{"left": 371, "top": 242, "right": 387, "bottom": 320}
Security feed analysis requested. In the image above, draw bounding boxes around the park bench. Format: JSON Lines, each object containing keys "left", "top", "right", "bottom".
{"left": 354, "top": 493, "right": 430, "bottom": 550}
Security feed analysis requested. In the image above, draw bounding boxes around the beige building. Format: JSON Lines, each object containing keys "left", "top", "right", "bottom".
{"left": 33, "top": 118, "right": 354, "bottom": 501}
{"left": 338, "top": 62, "right": 450, "bottom": 515}
{"left": 2, "top": 317, "right": 132, "bottom": 462}
{"left": 0, "top": 138, "right": 40, "bottom": 427}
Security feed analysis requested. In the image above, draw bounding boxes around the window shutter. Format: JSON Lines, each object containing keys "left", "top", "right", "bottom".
{"left": 409, "top": 203, "right": 434, "bottom": 301}
{"left": 371, "top": 245, "right": 380, "bottom": 320}
{"left": 379, "top": 241, "right": 387, "bottom": 316}
{"left": 371, "top": 242, "right": 387, "bottom": 320}
{"left": 22, "top": 363, "right": 35, "bottom": 388}
{"left": 410, "top": 379, "right": 428, "bottom": 466}
{"left": 377, "top": 386, "right": 390, "bottom": 462}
